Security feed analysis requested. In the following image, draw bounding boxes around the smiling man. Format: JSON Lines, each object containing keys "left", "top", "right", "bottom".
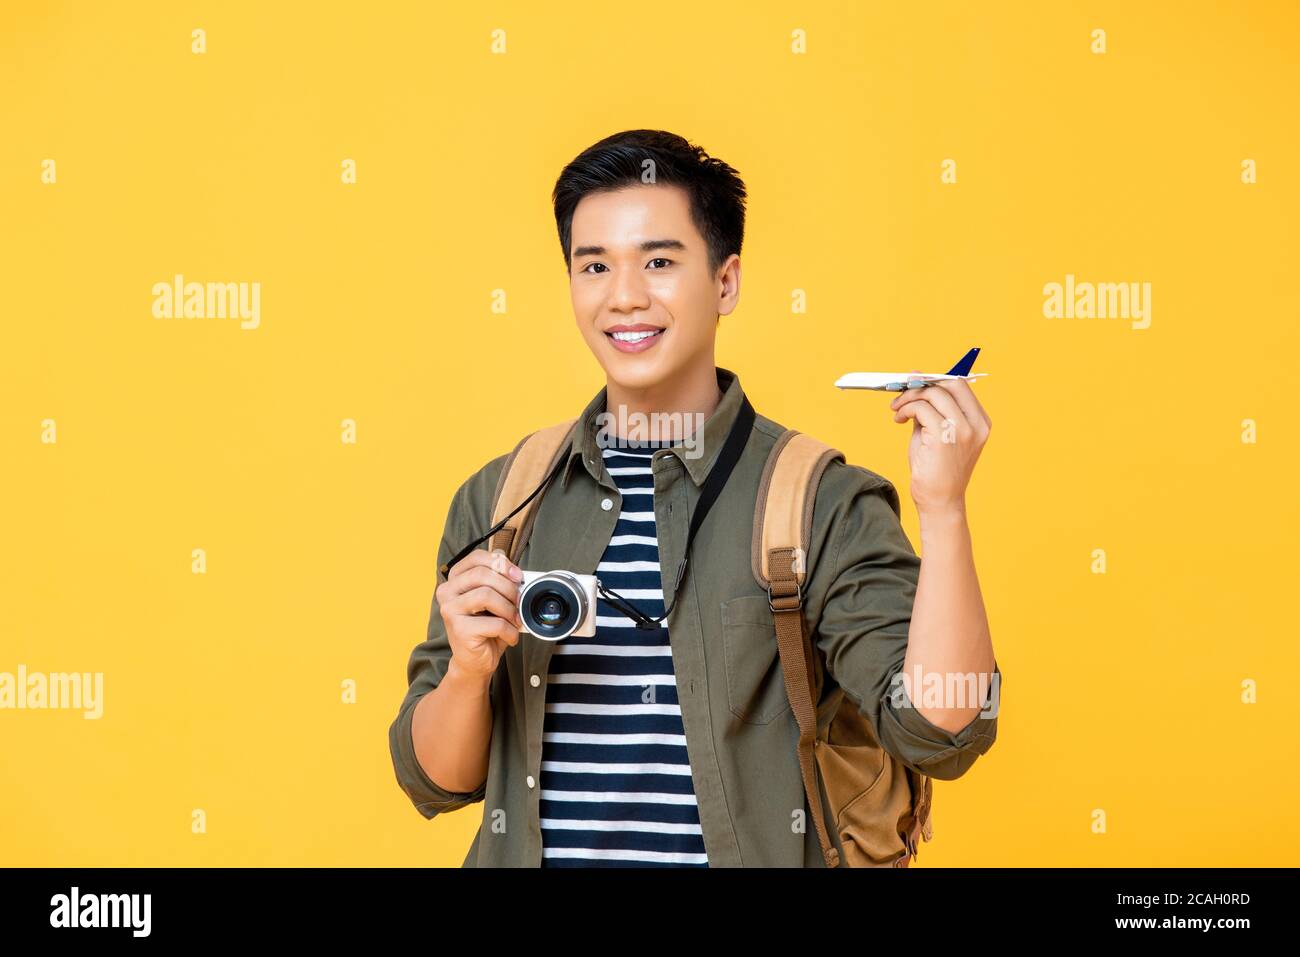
{"left": 388, "top": 129, "right": 1002, "bottom": 867}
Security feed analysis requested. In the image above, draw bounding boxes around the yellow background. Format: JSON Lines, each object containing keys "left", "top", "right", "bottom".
{"left": 2, "top": 1, "right": 1296, "bottom": 866}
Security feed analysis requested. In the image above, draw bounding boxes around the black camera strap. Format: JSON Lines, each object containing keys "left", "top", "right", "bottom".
{"left": 438, "top": 450, "right": 569, "bottom": 582}
{"left": 598, "top": 394, "right": 756, "bottom": 631}
{"left": 443, "top": 392, "right": 757, "bottom": 634}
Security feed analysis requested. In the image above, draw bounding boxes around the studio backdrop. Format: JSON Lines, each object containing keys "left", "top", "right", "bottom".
{"left": 1, "top": 1, "right": 1296, "bottom": 866}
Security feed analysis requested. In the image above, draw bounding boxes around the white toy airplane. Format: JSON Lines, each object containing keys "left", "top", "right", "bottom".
{"left": 834, "top": 347, "right": 989, "bottom": 392}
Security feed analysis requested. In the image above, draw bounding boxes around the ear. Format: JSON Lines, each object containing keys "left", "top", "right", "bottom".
{"left": 716, "top": 253, "right": 741, "bottom": 315}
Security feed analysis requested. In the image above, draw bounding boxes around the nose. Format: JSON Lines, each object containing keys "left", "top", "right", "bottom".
{"left": 608, "top": 264, "right": 652, "bottom": 313}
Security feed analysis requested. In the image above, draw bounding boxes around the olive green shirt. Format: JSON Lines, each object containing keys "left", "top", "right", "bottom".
{"left": 388, "top": 365, "right": 1001, "bottom": 866}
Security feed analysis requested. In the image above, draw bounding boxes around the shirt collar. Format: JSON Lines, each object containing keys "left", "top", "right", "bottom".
{"left": 561, "top": 366, "right": 748, "bottom": 490}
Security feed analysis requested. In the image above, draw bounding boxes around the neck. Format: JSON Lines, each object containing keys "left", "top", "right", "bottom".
{"left": 604, "top": 359, "right": 723, "bottom": 443}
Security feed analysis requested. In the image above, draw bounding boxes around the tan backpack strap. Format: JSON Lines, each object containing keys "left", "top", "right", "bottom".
{"left": 753, "top": 430, "right": 844, "bottom": 868}
{"left": 487, "top": 418, "right": 578, "bottom": 565}
{"left": 752, "top": 431, "right": 844, "bottom": 590}
{"left": 903, "top": 771, "right": 934, "bottom": 862}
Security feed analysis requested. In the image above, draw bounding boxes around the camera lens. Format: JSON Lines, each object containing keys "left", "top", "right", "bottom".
{"left": 519, "top": 573, "right": 588, "bottom": 640}
{"left": 536, "top": 596, "right": 565, "bottom": 627}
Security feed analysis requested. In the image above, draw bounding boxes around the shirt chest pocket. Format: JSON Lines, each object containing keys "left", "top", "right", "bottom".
{"left": 721, "top": 595, "right": 792, "bottom": 725}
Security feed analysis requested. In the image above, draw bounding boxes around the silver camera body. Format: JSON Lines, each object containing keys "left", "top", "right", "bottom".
{"left": 517, "top": 570, "right": 598, "bottom": 641}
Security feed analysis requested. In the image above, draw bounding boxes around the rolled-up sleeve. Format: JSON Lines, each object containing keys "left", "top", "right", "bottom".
{"left": 811, "top": 465, "right": 1000, "bottom": 781}
{"left": 387, "top": 479, "right": 490, "bottom": 819}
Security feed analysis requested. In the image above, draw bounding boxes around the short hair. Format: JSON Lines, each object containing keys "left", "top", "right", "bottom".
{"left": 552, "top": 129, "right": 747, "bottom": 277}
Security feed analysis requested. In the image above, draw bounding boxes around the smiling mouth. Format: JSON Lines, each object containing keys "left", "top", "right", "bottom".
{"left": 606, "top": 328, "right": 665, "bottom": 344}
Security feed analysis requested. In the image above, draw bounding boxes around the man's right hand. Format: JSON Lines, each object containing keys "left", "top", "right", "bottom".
{"left": 438, "top": 547, "right": 525, "bottom": 682}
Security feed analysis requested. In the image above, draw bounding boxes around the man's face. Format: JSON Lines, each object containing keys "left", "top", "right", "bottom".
{"left": 568, "top": 183, "right": 739, "bottom": 393}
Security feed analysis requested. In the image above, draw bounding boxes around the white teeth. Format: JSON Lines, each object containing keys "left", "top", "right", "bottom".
{"left": 610, "top": 329, "right": 661, "bottom": 342}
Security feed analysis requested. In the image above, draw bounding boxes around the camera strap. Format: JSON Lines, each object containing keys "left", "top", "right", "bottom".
{"left": 439, "top": 451, "right": 569, "bottom": 582}
{"left": 442, "top": 391, "right": 757, "bottom": 633}
{"left": 598, "top": 393, "right": 756, "bottom": 631}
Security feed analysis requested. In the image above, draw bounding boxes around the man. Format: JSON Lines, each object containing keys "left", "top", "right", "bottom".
{"left": 388, "top": 129, "right": 1001, "bottom": 867}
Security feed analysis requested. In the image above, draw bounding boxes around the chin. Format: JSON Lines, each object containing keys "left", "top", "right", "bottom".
{"left": 602, "top": 355, "right": 674, "bottom": 391}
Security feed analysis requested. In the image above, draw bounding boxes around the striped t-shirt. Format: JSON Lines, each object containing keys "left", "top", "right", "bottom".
{"left": 538, "top": 438, "right": 710, "bottom": 867}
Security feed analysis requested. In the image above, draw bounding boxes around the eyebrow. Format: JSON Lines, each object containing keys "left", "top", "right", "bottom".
{"left": 571, "top": 238, "right": 688, "bottom": 259}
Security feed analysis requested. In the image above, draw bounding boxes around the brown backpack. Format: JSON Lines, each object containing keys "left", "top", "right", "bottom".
{"left": 484, "top": 420, "right": 933, "bottom": 868}
{"left": 753, "top": 429, "right": 933, "bottom": 868}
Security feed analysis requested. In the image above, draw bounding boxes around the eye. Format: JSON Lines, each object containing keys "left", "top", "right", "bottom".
{"left": 647, "top": 258, "right": 672, "bottom": 269}
{"left": 581, "top": 262, "right": 608, "bottom": 274}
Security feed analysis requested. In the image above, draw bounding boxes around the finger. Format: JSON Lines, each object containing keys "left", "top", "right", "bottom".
{"left": 447, "top": 584, "right": 521, "bottom": 624}
{"left": 442, "top": 562, "right": 522, "bottom": 608}
{"left": 930, "top": 378, "right": 989, "bottom": 432}
{"left": 902, "top": 383, "right": 970, "bottom": 436}
{"left": 492, "top": 621, "right": 522, "bottom": 646}
{"left": 894, "top": 396, "right": 947, "bottom": 436}
{"left": 478, "top": 615, "right": 521, "bottom": 645}
{"left": 446, "top": 548, "right": 496, "bottom": 582}
{"left": 448, "top": 547, "right": 522, "bottom": 583}
{"left": 461, "top": 613, "right": 522, "bottom": 644}
{"left": 890, "top": 372, "right": 934, "bottom": 409}
{"left": 891, "top": 386, "right": 968, "bottom": 438}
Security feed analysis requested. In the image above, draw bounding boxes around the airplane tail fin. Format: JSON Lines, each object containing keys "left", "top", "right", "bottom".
{"left": 946, "top": 347, "right": 980, "bottom": 377}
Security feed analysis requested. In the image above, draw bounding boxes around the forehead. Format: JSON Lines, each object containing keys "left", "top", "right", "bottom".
{"left": 570, "top": 183, "right": 698, "bottom": 247}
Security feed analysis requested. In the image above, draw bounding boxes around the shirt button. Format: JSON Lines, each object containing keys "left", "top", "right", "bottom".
{"left": 526, "top": 775, "right": 536, "bottom": 789}
{"left": 601, "top": 498, "right": 613, "bottom": 511}
{"left": 529, "top": 674, "right": 541, "bottom": 688}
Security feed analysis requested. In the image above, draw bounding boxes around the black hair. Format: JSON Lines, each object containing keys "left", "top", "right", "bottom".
{"left": 551, "top": 129, "right": 747, "bottom": 277}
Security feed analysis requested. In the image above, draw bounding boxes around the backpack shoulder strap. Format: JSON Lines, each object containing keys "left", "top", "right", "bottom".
{"left": 752, "top": 429, "right": 844, "bottom": 867}
{"left": 487, "top": 418, "right": 579, "bottom": 565}
{"left": 751, "top": 430, "right": 845, "bottom": 599}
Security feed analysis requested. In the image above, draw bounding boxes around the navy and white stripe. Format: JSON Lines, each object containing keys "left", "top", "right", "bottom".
{"left": 539, "top": 439, "right": 709, "bottom": 867}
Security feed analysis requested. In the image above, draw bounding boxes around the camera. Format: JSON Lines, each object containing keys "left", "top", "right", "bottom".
{"left": 517, "top": 570, "right": 599, "bottom": 640}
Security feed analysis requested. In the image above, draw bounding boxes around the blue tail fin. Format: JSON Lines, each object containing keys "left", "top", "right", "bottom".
{"left": 946, "top": 347, "right": 980, "bottom": 376}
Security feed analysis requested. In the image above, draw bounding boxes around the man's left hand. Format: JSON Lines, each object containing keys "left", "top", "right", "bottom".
{"left": 889, "top": 374, "right": 991, "bottom": 516}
